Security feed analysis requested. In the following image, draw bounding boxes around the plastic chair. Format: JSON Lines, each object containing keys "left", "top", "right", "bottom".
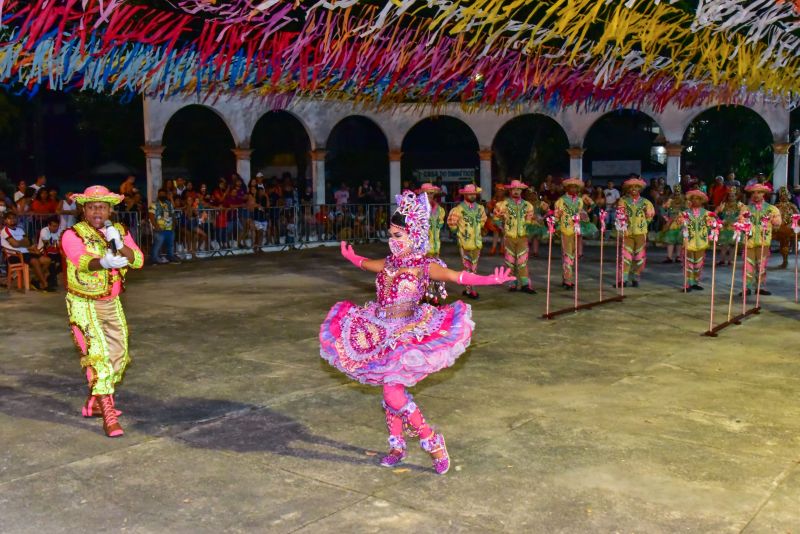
{"left": 3, "top": 249, "right": 30, "bottom": 292}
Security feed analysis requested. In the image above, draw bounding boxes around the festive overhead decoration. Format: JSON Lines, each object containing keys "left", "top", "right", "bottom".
{"left": 0, "top": 0, "right": 798, "bottom": 110}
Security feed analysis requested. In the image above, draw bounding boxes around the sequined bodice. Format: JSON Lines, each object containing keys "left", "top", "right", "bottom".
{"left": 375, "top": 255, "right": 429, "bottom": 317}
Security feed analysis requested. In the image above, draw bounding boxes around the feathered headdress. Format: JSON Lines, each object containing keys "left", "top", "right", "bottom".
{"left": 394, "top": 190, "right": 431, "bottom": 253}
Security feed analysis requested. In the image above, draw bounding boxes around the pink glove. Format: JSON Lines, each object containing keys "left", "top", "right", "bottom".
{"left": 341, "top": 241, "right": 368, "bottom": 270}
{"left": 458, "top": 267, "right": 515, "bottom": 286}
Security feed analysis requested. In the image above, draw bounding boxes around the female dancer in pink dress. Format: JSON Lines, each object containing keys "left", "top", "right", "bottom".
{"left": 320, "top": 191, "right": 514, "bottom": 474}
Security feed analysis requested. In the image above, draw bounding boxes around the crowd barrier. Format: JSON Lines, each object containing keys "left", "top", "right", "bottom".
{"left": 2, "top": 201, "right": 634, "bottom": 267}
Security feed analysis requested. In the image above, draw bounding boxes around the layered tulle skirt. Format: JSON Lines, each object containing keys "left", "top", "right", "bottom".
{"left": 320, "top": 300, "right": 474, "bottom": 387}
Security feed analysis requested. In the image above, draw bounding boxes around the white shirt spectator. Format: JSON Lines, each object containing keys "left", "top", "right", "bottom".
{"left": 13, "top": 190, "right": 25, "bottom": 202}
{"left": 38, "top": 226, "right": 62, "bottom": 254}
{"left": 1, "top": 225, "right": 29, "bottom": 253}
{"left": 604, "top": 187, "right": 621, "bottom": 206}
{"left": 334, "top": 188, "right": 349, "bottom": 206}
{"left": 59, "top": 198, "right": 78, "bottom": 231}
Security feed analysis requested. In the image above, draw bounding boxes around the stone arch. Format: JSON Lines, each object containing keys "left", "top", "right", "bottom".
{"left": 583, "top": 109, "right": 666, "bottom": 180}
{"left": 155, "top": 103, "right": 242, "bottom": 147}
{"left": 680, "top": 105, "right": 774, "bottom": 180}
{"left": 401, "top": 116, "right": 480, "bottom": 191}
{"left": 161, "top": 105, "right": 237, "bottom": 185}
{"left": 491, "top": 113, "right": 570, "bottom": 183}
{"left": 250, "top": 110, "right": 312, "bottom": 187}
{"left": 325, "top": 115, "right": 390, "bottom": 202}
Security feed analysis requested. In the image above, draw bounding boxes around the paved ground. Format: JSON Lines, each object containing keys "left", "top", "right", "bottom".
{"left": 1, "top": 240, "right": 799, "bottom": 533}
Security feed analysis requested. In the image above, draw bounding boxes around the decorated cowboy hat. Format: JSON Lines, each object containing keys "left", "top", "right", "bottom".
{"left": 562, "top": 177, "right": 584, "bottom": 189}
{"left": 684, "top": 189, "right": 708, "bottom": 202}
{"left": 744, "top": 183, "right": 772, "bottom": 193}
{"left": 459, "top": 183, "right": 482, "bottom": 195}
{"left": 504, "top": 179, "right": 528, "bottom": 190}
{"left": 623, "top": 177, "right": 647, "bottom": 189}
{"left": 71, "top": 185, "right": 124, "bottom": 205}
{"left": 418, "top": 182, "right": 441, "bottom": 193}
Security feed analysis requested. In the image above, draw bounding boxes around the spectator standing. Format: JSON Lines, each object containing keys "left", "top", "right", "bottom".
{"left": 357, "top": 179, "right": 372, "bottom": 204}
{"left": 31, "top": 188, "right": 57, "bottom": 213}
{"left": 30, "top": 175, "right": 46, "bottom": 194}
{"left": 57, "top": 190, "right": 79, "bottom": 232}
{"left": 148, "top": 188, "right": 181, "bottom": 264}
{"left": 539, "top": 174, "right": 560, "bottom": 204}
{"left": 120, "top": 175, "right": 137, "bottom": 197}
{"left": 708, "top": 176, "right": 728, "bottom": 208}
{"left": 13, "top": 180, "right": 26, "bottom": 203}
{"left": 175, "top": 177, "right": 187, "bottom": 198}
{"left": 334, "top": 183, "right": 350, "bottom": 206}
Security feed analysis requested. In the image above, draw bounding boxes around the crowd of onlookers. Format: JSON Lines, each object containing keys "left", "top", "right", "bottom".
{"left": 0, "top": 175, "right": 76, "bottom": 291}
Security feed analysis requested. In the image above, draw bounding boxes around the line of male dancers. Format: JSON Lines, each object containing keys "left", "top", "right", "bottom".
{"left": 419, "top": 178, "right": 790, "bottom": 297}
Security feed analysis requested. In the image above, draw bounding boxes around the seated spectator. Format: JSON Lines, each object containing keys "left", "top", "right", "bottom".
{"left": 1, "top": 211, "right": 52, "bottom": 291}
{"left": 37, "top": 216, "right": 62, "bottom": 288}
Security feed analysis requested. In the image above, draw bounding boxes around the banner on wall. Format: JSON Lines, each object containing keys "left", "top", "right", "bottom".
{"left": 413, "top": 168, "right": 477, "bottom": 183}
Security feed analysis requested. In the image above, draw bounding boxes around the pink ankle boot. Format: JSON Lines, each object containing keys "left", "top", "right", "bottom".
{"left": 380, "top": 435, "right": 407, "bottom": 467}
{"left": 420, "top": 433, "right": 450, "bottom": 475}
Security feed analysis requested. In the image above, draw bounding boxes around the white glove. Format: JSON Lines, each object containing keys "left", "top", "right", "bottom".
{"left": 99, "top": 252, "right": 129, "bottom": 270}
{"left": 103, "top": 225, "right": 124, "bottom": 252}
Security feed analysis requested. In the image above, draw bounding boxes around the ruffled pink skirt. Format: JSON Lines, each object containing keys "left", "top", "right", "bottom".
{"left": 319, "top": 300, "right": 474, "bottom": 387}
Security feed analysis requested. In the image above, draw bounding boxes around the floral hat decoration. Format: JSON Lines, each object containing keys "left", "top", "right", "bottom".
{"left": 394, "top": 190, "right": 431, "bottom": 254}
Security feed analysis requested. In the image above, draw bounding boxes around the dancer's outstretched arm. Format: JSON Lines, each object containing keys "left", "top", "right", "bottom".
{"left": 341, "top": 241, "right": 385, "bottom": 272}
{"left": 430, "top": 264, "right": 515, "bottom": 285}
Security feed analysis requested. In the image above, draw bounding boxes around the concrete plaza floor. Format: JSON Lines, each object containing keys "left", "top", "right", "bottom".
{"left": 1, "top": 240, "right": 799, "bottom": 533}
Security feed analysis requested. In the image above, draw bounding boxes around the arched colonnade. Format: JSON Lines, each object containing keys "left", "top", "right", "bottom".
{"left": 142, "top": 96, "right": 793, "bottom": 203}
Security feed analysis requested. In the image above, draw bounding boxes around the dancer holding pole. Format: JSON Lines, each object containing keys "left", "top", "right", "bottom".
{"left": 681, "top": 190, "right": 717, "bottom": 292}
{"left": 447, "top": 184, "right": 487, "bottom": 300}
{"left": 617, "top": 178, "right": 655, "bottom": 288}
{"left": 492, "top": 180, "right": 537, "bottom": 294}
{"left": 739, "top": 184, "right": 781, "bottom": 296}
{"left": 553, "top": 178, "right": 593, "bottom": 290}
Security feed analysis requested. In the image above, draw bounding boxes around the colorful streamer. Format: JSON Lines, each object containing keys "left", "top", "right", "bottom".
{"left": 0, "top": 0, "right": 796, "bottom": 110}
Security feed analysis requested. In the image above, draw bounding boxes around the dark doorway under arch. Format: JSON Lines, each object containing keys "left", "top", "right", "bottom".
{"left": 492, "top": 114, "right": 569, "bottom": 185}
{"left": 401, "top": 116, "right": 479, "bottom": 196}
{"left": 251, "top": 110, "right": 311, "bottom": 191}
{"left": 162, "top": 105, "right": 236, "bottom": 186}
{"left": 584, "top": 110, "right": 663, "bottom": 183}
{"left": 682, "top": 106, "right": 773, "bottom": 182}
{"left": 325, "top": 116, "right": 389, "bottom": 203}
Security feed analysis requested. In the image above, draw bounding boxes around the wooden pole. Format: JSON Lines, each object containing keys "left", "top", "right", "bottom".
{"left": 726, "top": 237, "right": 740, "bottom": 321}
